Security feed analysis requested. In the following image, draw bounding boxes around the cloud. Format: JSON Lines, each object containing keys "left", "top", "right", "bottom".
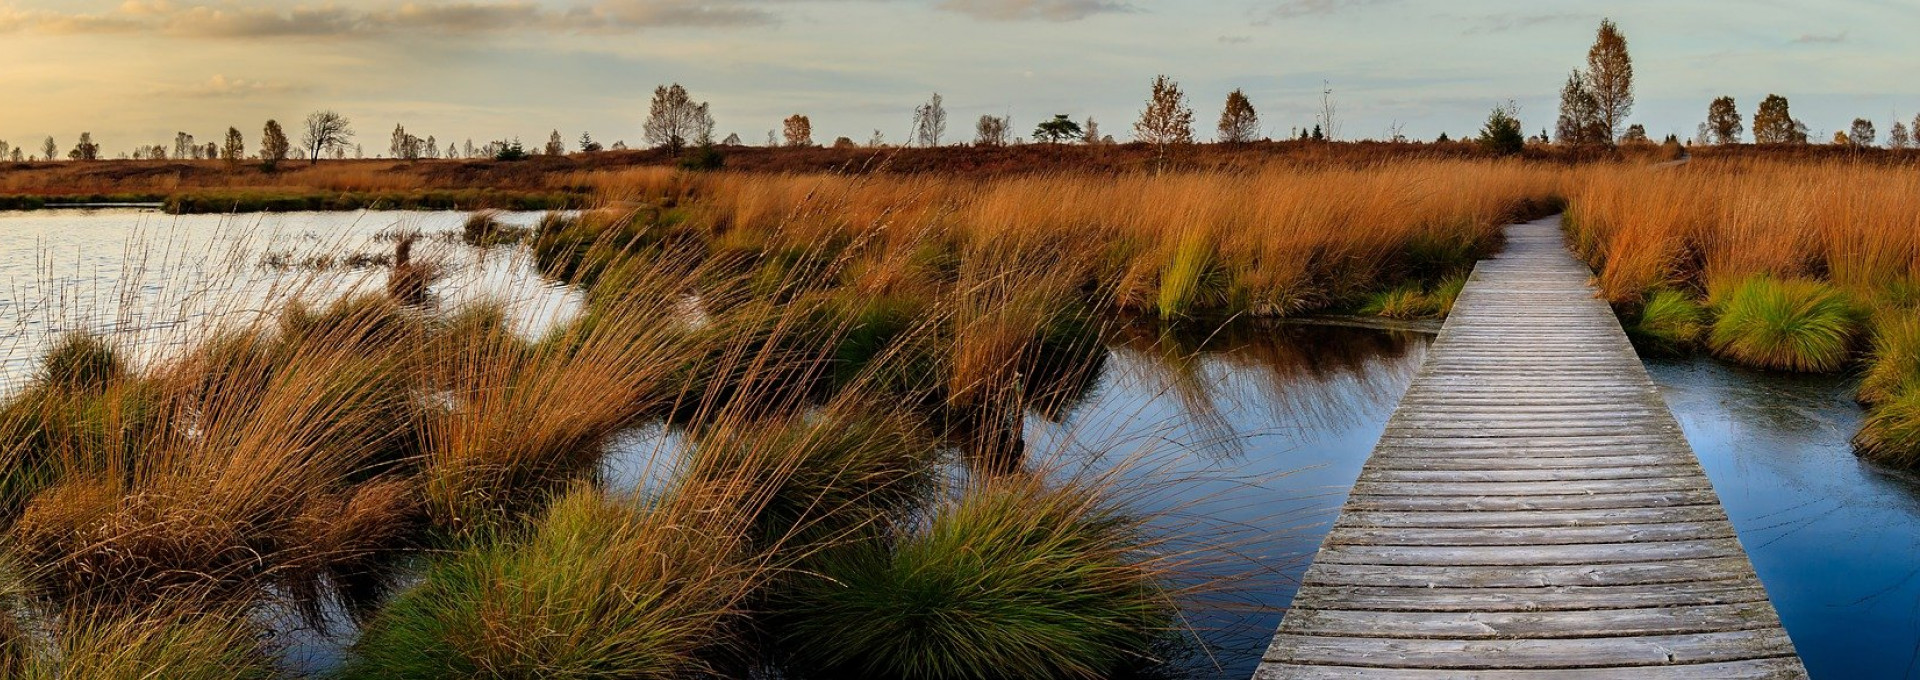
{"left": 1217, "top": 34, "right": 1251, "bottom": 44}
{"left": 0, "top": 0, "right": 785, "bottom": 38}
{"left": 575, "top": 0, "right": 778, "bottom": 30}
{"left": 936, "top": 0, "right": 1132, "bottom": 22}
{"left": 1791, "top": 29, "right": 1847, "bottom": 44}
{"left": 1251, "top": 0, "right": 1392, "bottom": 24}
{"left": 153, "top": 74, "right": 307, "bottom": 98}
{"left": 1465, "top": 12, "right": 1581, "bottom": 35}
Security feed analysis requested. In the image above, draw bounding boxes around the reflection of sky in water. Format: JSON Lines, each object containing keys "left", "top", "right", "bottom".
{"left": 1650, "top": 357, "right": 1920, "bottom": 680}
{"left": 1029, "top": 323, "right": 1429, "bottom": 678}
{"left": 0, "top": 209, "right": 580, "bottom": 391}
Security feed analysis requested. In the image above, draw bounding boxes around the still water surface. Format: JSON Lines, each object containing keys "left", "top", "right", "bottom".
{"left": 0, "top": 210, "right": 1914, "bottom": 678}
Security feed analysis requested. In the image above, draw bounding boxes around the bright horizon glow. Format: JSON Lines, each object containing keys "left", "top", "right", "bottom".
{"left": 2, "top": 0, "right": 1916, "bottom": 157}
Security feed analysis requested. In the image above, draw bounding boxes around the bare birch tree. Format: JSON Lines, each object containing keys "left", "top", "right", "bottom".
{"left": 912, "top": 92, "right": 948, "bottom": 147}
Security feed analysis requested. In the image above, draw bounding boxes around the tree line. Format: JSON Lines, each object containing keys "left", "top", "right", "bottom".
{"left": 10, "top": 25, "right": 1915, "bottom": 167}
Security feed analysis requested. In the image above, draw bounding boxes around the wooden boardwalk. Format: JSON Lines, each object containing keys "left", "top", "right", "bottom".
{"left": 1257, "top": 217, "right": 1807, "bottom": 679}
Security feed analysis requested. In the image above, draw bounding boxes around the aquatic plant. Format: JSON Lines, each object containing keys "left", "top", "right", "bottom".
{"left": 1859, "top": 313, "right": 1920, "bottom": 405}
{"left": 1359, "top": 286, "right": 1437, "bottom": 319}
{"left": 1855, "top": 389, "right": 1920, "bottom": 468}
{"left": 344, "top": 484, "right": 765, "bottom": 680}
{"left": 1707, "top": 275, "right": 1861, "bottom": 372}
{"left": 682, "top": 404, "right": 939, "bottom": 548}
{"left": 15, "top": 611, "right": 274, "bottom": 680}
{"left": 1428, "top": 274, "right": 1469, "bottom": 317}
{"left": 777, "top": 476, "right": 1175, "bottom": 680}
{"left": 1626, "top": 288, "right": 1706, "bottom": 354}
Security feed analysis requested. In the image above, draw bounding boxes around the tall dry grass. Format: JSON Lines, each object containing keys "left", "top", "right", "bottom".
{"left": 1566, "top": 158, "right": 1920, "bottom": 465}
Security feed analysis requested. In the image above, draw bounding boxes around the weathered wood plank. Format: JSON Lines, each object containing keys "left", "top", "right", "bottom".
{"left": 1280, "top": 602, "right": 1783, "bottom": 639}
{"left": 1286, "top": 582, "right": 1770, "bottom": 612}
{"left": 1258, "top": 216, "right": 1804, "bottom": 678}
{"left": 1256, "top": 658, "right": 1808, "bottom": 679}
{"left": 1263, "top": 629, "right": 1798, "bottom": 668}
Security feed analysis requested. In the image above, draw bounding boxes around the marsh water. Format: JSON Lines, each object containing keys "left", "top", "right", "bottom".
{"left": 0, "top": 209, "right": 1916, "bottom": 678}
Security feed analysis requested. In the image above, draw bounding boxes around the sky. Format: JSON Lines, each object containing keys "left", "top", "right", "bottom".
{"left": 2, "top": 0, "right": 1917, "bottom": 156}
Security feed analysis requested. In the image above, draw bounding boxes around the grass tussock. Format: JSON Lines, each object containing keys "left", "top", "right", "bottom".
{"left": 343, "top": 484, "right": 764, "bottom": 680}
{"left": 1626, "top": 288, "right": 1707, "bottom": 354}
{"left": 1707, "top": 275, "right": 1860, "bottom": 373}
{"left": 777, "top": 475, "right": 1176, "bottom": 680}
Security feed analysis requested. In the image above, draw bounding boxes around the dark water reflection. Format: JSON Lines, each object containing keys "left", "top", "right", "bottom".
{"left": 1649, "top": 357, "right": 1920, "bottom": 679}
{"left": 1027, "top": 321, "right": 1430, "bottom": 678}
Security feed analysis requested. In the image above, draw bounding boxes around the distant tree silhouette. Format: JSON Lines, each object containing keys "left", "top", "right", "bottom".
{"left": 1752, "top": 95, "right": 1804, "bottom": 144}
{"left": 579, "top": 132, "right": 603, "bottom": 153}
{"left": 1477, "top": 103, "right": 1525, "bottom": 155}
{"left": 0, "top": 141, "right": 9, "bottom": 163}
{"left": 1555, "top": 70, "right": 1603, "bottom": 145}
{"left": 1034, "top": 114, "right": 1083, "bottom": 143}
{"left": 301, "top": 111, "right": 353, "bottom": 165}
{"left": 546, "top": 130, "right": 566, "bottom": 156}
{"left": 1082, "top": 117, "right": 1102, "bottom": 144}
{"left": 221, "top": 128, "right": 243, "bottom": 169}
{"left": 644, "top": 84, "right": 713, "bottom": 155}
{"left": 974, "top": 115, "right": 1010, "bottom": 146}
{"left": 1217, "top": 89, "right": 1260, "bottom": 144}
{"left": 782, "top": 115, "right": 813, "bottom": 147}
{"left": 912, "top": 92, "right": 948, "bottom": 147}
{"left": 1848, "top": 119, "right": 1876, "bottom": 148}
{"left": 261, "top": 120, "right": 290, "bottom": 169}
{"left": 1890, "top": 122, "right": 1912, "bottom": 150}
{"left": 68, "top": 133, "right": 100, "bottom": 161}
{"left": 1621, "top": 124, "right": 1649, "bottom": 144}
{"left": 41, "top": 136, "right": 57, "bottom": 161}
{"left": 1586, "top": 19, "right": 1634, "bottom": 141}
{"left": 1706, "top": 96, "right": 1742, "bottom": 144}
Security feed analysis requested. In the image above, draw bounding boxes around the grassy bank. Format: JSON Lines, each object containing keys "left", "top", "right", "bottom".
{"left": 1566, "top": 158, "right": 1920, "bottom": 466}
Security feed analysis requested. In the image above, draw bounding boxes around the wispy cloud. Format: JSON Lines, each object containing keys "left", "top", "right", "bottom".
{"left": 936, "top": 0, "right": 1133, "bottom": 22}
{"left": 1465, "top": 12, "right": 1582, "bottom": 35}
{"left": 1791, "top": 29, "right": 1847, "bottom": 44}
{"left": 0, "top": 0, "right": 783, "bottom": 38}
{"left": 1217, "top": 34, "right": 1251, "bottom": 44}
{"left": 1250, "top": 0, "right": 1393, "bottom": 25}
{"left": 152, "top": 74, "right": 308, "bottom": 98}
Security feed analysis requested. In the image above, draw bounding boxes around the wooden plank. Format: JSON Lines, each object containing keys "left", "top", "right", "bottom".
{"left": 1280, "top": 602, "right": 1784, "bottom": 639}
{"left": 1286, "top": 582, "right": 1770, "bottom": 612}
{"left": 1339, "top": 506, "right": 1734, "bottom": 529}
{"left": 1256, "top": 657, "right": 1809, "bottom": 679}
{"left": 1329, "top": 523, "right": 1736, "bottom": 546}
{"left": 1263, "top": 629, "right": 1798, "bottom": 668}
{"left": 1257, "top": 216, "right": 1804, "bottom": 678}
{"left": 1300, "top": 557, "right": 1761, "bottom": 589}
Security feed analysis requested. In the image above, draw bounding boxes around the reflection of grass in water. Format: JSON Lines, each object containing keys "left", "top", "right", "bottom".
{"left": 1110, "top": 319, "right": 1423, "bottom": 455}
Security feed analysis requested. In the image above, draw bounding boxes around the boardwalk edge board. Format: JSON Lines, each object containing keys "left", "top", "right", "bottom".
{"left": 1255, "top": 216, "right": 1806, "bottom": 679}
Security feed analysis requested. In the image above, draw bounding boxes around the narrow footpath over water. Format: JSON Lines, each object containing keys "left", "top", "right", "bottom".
{"left": 1257, "top": 216, "right": 1807, "bottom": 679}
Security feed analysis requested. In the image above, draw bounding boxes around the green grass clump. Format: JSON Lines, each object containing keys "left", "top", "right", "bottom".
{"left": 1855, "top": 389, "right": 1920, "bottom": 468}
{"left": 1155, "top": 235, "right": 1229, "bottom": 318}
{"left": 16, "top": 612, "right": 274, "bottom": 680}
{"left": 685, "top": 406, "right": 938, "bottom": 549}
{"left": 1859, "top": 313, "right": 1920, "bottom": 405}
{"left": 1626, "top": 289, "right": 1707, "bottom": 354}
{"left": 1359, "top": 286, "right": 1438, "bottom": 319}
{"left": 1708, "top": 275, "right": 1862, "bottom": 372}
{"left": 1427, "top": 275, "right": 1469, "bottom": 317}
{"left": 778, "top": 477, "right": 1174, "bottom": 680}
{"left": 344, "top": 486, "right": 757, "bottom": 680}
